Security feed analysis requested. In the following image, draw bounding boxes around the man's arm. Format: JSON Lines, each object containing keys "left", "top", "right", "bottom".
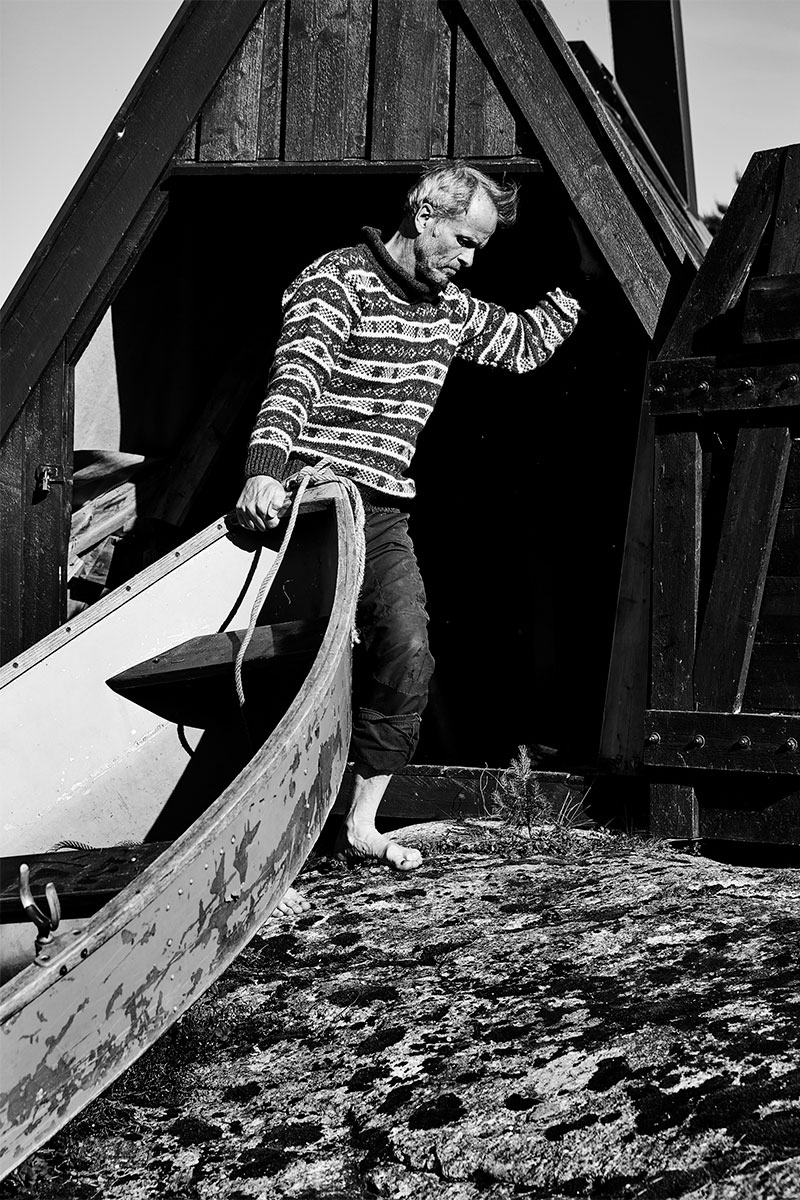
{"left": 237, "top": 257, "right": 358, "bottom": 528}
{"left": 456, "top": 217, "right": 603, "bottom": 374}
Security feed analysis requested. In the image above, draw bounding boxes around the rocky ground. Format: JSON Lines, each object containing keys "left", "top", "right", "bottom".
{"left": 3, "top": 820, "right": 799, "bottom": 1200}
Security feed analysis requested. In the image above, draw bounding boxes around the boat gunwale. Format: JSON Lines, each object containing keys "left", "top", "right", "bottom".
{"left": 0, "top": 481, "right": 358, "bottom": 1023}
{"left": 0, "top": 486, "right": 342, "bottom": 690}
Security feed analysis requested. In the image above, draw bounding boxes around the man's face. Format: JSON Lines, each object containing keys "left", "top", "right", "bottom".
{"left": 413, "top": 189, "right": 498, "bottom": 286}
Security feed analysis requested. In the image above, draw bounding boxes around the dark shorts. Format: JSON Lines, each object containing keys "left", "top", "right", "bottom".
{"left": 351, "top": 508, "right": 435, "bottom": 776}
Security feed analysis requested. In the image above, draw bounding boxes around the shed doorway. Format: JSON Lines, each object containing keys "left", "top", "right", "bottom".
{"left": 81, "top": 170, "right": 648, "bottom": 769}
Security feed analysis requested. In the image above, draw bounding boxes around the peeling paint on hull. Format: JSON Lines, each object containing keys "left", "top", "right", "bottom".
{"left": 0, "top": 484, "right": 358, "bottom": 1180}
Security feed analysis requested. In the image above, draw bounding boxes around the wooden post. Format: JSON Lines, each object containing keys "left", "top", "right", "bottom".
{"left": 608, "top": 0, "right": 697, "bottom": 211}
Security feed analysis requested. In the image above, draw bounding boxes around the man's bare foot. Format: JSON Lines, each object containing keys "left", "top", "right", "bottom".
{"left": 268, "top": 886, "right": 311, "bottom": 919}
{"left": 334, "top": 771, "right": 422, "bottom": 871}
{"left": 336, "top": 825, "right": 422, "bottom": 872}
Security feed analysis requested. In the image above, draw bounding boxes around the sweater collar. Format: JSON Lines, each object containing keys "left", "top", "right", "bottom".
{"left": 360, "top": 226, "right": 444, "bottom": 303}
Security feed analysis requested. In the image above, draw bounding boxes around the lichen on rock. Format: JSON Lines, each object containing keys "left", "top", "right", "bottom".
{"left": 2, "top": 823, "right": 799, "bottom": 1199}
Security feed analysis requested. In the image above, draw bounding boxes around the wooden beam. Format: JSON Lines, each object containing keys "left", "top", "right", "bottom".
{"left": 766, "top": 142, "right": 800, "bottom": 275}
{"left": 651, "top": 430, "right": 701, "bottom": 710}
{"left": 167, "top": 159, "right": 544, "bottom": 178}
{"left": 644, "top": 708, "right": 800, "bottom": 774}
{"left": 608, "top": 0, "right": 697, "bottom": 211}
{"left": 1, "top": 0, "right": 265, "bottom": 441}
{"left": 649, "top": 783, "right": 698, "bottom": 840}
{"left": 694, "top": 426, "right": 791, "bottom": 712}
{"left": 648, "top": 358, "right": 800, "bottom": 417}
{"left": 659, "top": 148, "right": 784, "bottom": 359}
{"left": 598, "top": 395, "right": 654, "bottom": 771}
{"left": 456, "top": 0, "right": 672, "bottom": 337}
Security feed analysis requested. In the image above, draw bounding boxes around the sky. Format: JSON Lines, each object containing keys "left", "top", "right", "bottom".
{"left": 1, "top": 0, "right": 799, "bottom": 307}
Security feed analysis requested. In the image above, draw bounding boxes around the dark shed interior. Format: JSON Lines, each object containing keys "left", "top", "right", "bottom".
{"left": 85, "top": 171, "right": 648, "bottom": 768}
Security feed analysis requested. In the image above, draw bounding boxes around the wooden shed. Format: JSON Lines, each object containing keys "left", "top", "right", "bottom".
{"left": 1, "top": 0, "right": 748, "bottom": 832}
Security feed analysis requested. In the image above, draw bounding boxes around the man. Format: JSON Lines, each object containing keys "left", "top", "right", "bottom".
{"left": 236, "top": 162, "right": 599, "bottom": 915}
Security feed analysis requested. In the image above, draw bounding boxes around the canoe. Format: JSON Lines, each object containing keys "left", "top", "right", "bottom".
{"left": 0, "top": 480, "right": 359, "bottom": 1180}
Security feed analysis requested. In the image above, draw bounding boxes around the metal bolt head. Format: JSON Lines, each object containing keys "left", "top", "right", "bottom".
{"left": 646, "top": 732, "right": 661, "bottom": 745}
{"left": 735, "top": 735, "right": 752, "bottom": 749}
{"left": 783, "top": 737, "right": 799, "bottom": 753}
{"left": 688, "top": 733, "right": 706, "bottom": 749}
{"left": 737, "top": 377, "right": 754, "bottom": 391}
{"left": 696, "top": 381, "right": 710, "bottom": 394}
{"left": 651, "top": 384, "right": 665, "bottom": 397}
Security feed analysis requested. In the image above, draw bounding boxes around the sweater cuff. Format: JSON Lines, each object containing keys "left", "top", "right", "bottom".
{"left": 244, "top": 445, "right": 289, "bottom": 481}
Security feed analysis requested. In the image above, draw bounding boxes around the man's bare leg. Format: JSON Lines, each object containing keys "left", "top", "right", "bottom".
{"left": 336, "top": 772, "right": 423, "bottom": 871}
{"left": 268, "top": 886, "right": 311, "bottom": 920}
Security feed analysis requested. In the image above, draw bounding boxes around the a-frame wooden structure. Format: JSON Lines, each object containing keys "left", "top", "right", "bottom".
{"left": 602, "top": 145, "right": 800, "bottom": 843}
{"left": 1, "top": 0, "right": 708, "bottom": 794}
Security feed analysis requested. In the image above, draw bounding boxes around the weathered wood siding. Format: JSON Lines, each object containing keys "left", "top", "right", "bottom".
{"left": 191, "top": 0, "right": 523, "bottom": 166}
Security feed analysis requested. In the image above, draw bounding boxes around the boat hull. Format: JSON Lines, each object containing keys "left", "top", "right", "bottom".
{"left": 0, "top": 483, "right": 358, "bottom": 1179}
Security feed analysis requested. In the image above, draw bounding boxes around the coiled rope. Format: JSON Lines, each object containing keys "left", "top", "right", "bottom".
{"left": 234, "top": 464, "right": 366, "bottom": 708}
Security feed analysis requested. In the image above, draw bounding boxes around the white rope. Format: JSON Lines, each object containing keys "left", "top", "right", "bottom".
{"left": 234, "top": 464, "right": 366, "bottom": 709}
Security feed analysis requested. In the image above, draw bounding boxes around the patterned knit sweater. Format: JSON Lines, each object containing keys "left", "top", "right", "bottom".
{"left": 245, "top": 227, "right": 583, "bottom": 499}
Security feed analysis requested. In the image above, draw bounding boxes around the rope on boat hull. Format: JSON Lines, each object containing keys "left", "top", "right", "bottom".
{"left": 233, "top": 465, "right": 366, "bottom": 708}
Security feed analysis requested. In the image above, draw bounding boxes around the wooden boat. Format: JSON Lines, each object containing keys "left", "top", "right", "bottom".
{"left": 0, "top": 480, "right": 358, "bottom": 1180}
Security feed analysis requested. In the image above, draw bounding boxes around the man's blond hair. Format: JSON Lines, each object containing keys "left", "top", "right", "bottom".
{"left": 405, "top": 161, "right": 519, "bottom": 227}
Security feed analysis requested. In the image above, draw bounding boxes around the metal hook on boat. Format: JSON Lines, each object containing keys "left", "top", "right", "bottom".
{"left": 19, "top": 863, "right": 62, "bottom": 956}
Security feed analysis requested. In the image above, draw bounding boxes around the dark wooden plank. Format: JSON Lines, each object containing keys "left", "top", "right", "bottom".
{"left": 199, "top": 6, "right": 268, "bottom": 161}
{"left": 770, "top": 508, "right": 800, "bottom": 576}
{"left": 760, "top": 576, "right": 800, "bottom": 619}
{"left": 698, "top": 784, "right": 800, "bottom": 846}
{"left": 649, "top": 783, "right": 698, "bottom": 840}
{"left": 457, "top": 0, "right": 671, "bottom": 337}
{"left": 608, "top": 0, "right": 697, "bottom": 210}
{"left": 766, "top": 142, "right": 800, "bottom": 275}
{"left": 651, "top": 430, "right": 701, "bottom": 710}
{"left": 1, "top": 0, "right": 265, "bottom": 441}
{"left": 20, "top": 349, "right": 73, "bottom": 654}
{"left": 257, "top": 0, "right": 288, "bottom": 158}
{"left": 0, "top": 412, "right": 26, "bottom": 665}
{"left": 0, "top": 843, "right": 170, "bottom": 923}
{"left": 453, "top": 23, "right": 517, "bottom": 157}
{"left": 648, "top": 357, "right": 800, "bottom": 417}
{"left": 742, "top": 275, "right": 800, "bottom": 345}
{"left": 108, "top": 618, "right": 326, "bottom": 692}
{"left": 284, "top": 0, "right": 371, "bottom": 161}
{"left": 371, "top": 0, "right": 450, "bottom": 160}
{"left": 518, "top": 0, "right": 693, "bottom": 267}
{"left": 694, "top": 427, "right": 791, "bottom": 712}
{"left": 783, "top": 440, "right": 800, "bottom": 507}
{"left": 744, "top": 643, "right": 800, "bottom": 713}
{"left": 599, "top": 403, "right": 654, "bottom": 772}
{"left": 333, "top": 764, "right": 586, "bottom": 822}
{"left": 659, "top": 147, "right": 784, "bottom": 359}
{"left": 569, "top": 40, "right": 708, "bottom": 268}
{"left": 645, "top": 708, "right": 800, "bottom": 773}
{"left": 167, "top": 158, "right": 543, "bottom": 178}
